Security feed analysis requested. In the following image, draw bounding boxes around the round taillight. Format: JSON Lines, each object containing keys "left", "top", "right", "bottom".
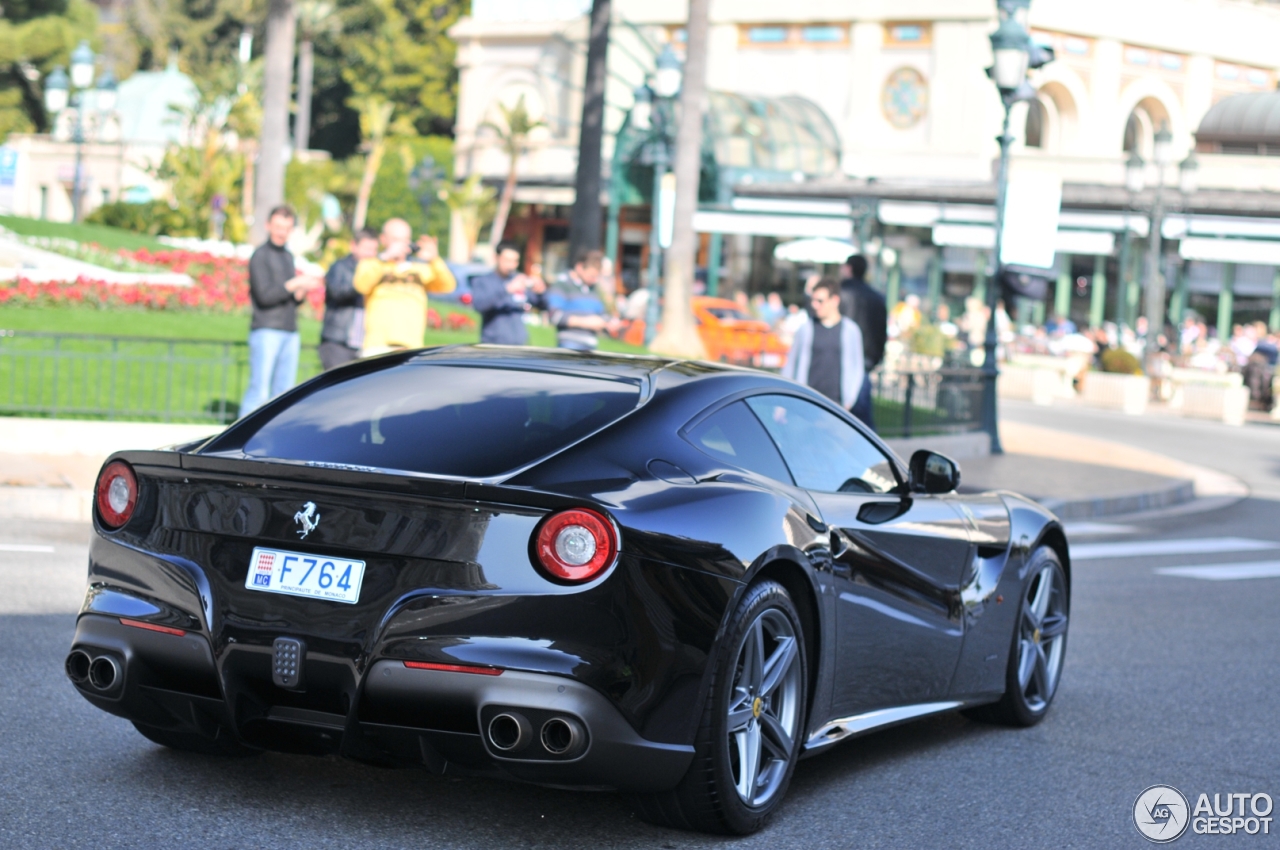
{"left": 96, "top": 460, "right": 138, "bottom": 529}
{"left": 533, "top": 508, "right": 618, "bottom": 583}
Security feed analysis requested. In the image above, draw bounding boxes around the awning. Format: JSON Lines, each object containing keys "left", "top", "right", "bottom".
{"left": 930, "top": 224, "right": 1115, "bottom": 256}
{"left": 773, "top": 237, "right": 857, "bottom": 264}
{"left": 1179, "top": 237, "right": 1280, "bottom": 264}
{"left": 692, "top": 209, "right": 853, "bottom": 239}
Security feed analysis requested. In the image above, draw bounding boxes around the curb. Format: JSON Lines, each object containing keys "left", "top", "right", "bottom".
{"left": 1035, "top": 478, "right": 1197, "bottom": 520}
{"left": 0, "top": 487, "right": 92, "bottom": 523}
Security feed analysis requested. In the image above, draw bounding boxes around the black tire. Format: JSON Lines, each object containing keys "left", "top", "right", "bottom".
{"left": 633, "top": 579, "right": 808, "bottom": 835}
{"left": 966, "top": 546, "right": 1069, "bottom": 727}
{"left": 132, "top": 722, "right": 260, "bottom": 757}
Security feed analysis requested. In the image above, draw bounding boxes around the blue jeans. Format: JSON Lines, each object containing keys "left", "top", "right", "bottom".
{"left": 851, "top": 372, "right": 875, "bottom": 432}
{"left": 241, "top": 328, "right": 300, "bottom": 415}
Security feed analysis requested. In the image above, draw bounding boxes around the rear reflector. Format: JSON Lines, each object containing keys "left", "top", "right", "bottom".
{"left": 403, "top": 660, "right": 502, "bottom": 676}
{"left": 119, "top": 618, "right": 186, "bottom": 637}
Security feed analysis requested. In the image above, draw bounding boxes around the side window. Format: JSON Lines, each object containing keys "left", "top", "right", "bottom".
{"left": 685, "top": 401, "right": 794, "bottom": 484}
{"left": 745, "top": 395, "right": 899, "bottom": 494}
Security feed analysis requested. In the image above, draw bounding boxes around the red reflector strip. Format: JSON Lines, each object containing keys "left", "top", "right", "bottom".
{"left": 119, "top": 618, "right": 186, "bottom": 637}
{"left": 403, "top": 660, "right": 502, "bottom": 676}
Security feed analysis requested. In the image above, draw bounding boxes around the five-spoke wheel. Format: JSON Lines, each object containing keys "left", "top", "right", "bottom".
{"left": 634, "top": 579, "right": 807, "bottom": 835}
{"left": 726, "top": 607, "right": 802, "bottom": 807}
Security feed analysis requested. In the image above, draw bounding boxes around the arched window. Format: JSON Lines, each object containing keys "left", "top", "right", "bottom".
{"left": 1025, "top": 100, "right": 1045, "bottom": 149}
{"left": 1123, "top": 111, "right": 1141, "bottom": 153}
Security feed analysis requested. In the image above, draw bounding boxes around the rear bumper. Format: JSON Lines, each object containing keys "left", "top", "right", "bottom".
{"left": 68, "top": 613, "right": 694, "bottom": 793}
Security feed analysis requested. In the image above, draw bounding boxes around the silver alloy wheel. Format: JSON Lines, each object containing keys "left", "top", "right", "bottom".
{"left": 1017, "top": 562, "right": 1068, "bottom": 712}
{"left": 726, "top": 607, "right": 802, "bottom": 807}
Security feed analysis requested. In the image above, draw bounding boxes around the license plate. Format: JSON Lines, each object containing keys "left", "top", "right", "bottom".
{"left": 245, "top": 547, "right": 365, "bottom": 605}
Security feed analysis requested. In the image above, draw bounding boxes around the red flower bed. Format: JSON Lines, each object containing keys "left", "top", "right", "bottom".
{"left": 0, "top": 246, "right": 325, "bottom": 315}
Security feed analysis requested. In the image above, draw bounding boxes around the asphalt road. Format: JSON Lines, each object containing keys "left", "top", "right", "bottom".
{"left": 2, "top": 411, "right": 1278, "bottom": 848}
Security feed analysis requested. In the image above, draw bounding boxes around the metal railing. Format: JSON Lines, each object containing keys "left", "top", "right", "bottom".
{"left": 0, "top": 330, "right": 322, "bottom": 424}
{"left": 870, "top": 367, "right": 985, "bottom": 438}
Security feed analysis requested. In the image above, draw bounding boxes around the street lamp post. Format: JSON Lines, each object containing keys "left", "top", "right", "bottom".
{"left": 1141, "top": 123, "right": 1174, "bottom": 370}
{"left": 42, "top": 41, "right": 113, "bottom": 223}
{"left": 637, "top": 44, "right": 682, "bottom": 346}
{"left": 981, "top": 5, "right": 1033, "bottom": 455}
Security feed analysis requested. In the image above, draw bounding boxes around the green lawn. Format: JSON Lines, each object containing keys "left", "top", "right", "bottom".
{"left": 0, "top": 215, "right": 170, "bottom": 252}
{"left": 0, "top": 303, "right": 647, "bottom": 423}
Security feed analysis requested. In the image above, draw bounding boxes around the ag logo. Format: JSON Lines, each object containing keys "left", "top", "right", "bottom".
{"left": 1135, "top": 785, "right": 1190, "bottom": 843}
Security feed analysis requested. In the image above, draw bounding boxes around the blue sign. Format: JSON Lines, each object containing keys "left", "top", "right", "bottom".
{"left": 0, "top": 147, "right": 16, "bottom": 187}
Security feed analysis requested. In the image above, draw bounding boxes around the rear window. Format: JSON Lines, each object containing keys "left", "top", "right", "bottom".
{"left": 240, "top": 365, "right": 640, "bottom": 478}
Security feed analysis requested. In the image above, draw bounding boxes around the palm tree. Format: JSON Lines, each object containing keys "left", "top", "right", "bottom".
{"left": 651, "top": 0, "right": 709, "bottom": 358}
{"left": 252, "top": 0, "right": 296, "bottom": 245}
{"left": 481, "top": 94, "right": 544, "bottom": 250}
{"left": 438, "top": 174, "right": 497, "bottom": 261}
{"left": 293, "top": 0, "right": 338, "bottom": 153}
{"left": 351, "top": 95, "right": 393, "bottom": 231}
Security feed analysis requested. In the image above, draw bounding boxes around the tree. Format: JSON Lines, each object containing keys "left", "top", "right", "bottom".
{"left": 0, "top": 0, "right": 96, "bottom": 140}
{"left": 438, "top": 173, "right": 495, "bottom": 263}
{"left": 251, "top": 0, "right": 295, "bottom": 245}
{"left": 481, "top": 94, "right": 544, "bottom": 250}
{"left": 351, "top": 95, "right": 394, "bottom": 231}
{"left": 568, "top": 0, "right": 610, "bottom": 259}
{"left": 293, "top": 0, "right": 338, "bottom": 152}
{"left": 341, "top": 0, "right": 465, "bottom": 138}
{"left": 650, "top": 0, "right": 709, "bottom": 359}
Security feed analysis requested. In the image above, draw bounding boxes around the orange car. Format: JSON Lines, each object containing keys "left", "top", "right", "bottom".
{"left": 623, "top": 296, "right": 790, "bottom": 368}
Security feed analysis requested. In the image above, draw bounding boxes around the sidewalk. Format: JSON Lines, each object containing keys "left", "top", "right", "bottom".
{"left": 0, "top": 417, "right": 1248, "bottom": 523}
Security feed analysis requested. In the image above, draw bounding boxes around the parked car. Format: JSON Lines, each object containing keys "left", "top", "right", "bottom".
{"left": 434, "top": 261, "right": 491, "bottom": 306}
{"left": 69, "top": 346, "right": 1070, "bottom": 835}
{"left": 623, "top": 296, "right": 790, "bottom": 368}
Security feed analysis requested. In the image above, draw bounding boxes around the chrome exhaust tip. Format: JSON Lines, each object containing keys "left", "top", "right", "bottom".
{"left": 487, "top": 712, "right": 531, "bottom": 752}
{"left": 540, "top": 716, "right": 585, "bottom": 756}
{"left": 65, "top": 650, "right": 92, "bottom": 684}
{"left": 88, "top": 655, "right": 121, "bottom": 691}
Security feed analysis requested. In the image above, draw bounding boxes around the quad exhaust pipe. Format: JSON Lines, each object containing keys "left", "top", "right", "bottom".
{"left": 66, "top": 650, "right": 121, "bottom": 692}
{"left": 485, "top": 710, "right": 586, "bottom": 758}
{"left": 539, "top": 716, "right": 584, "bottom": 756}
{"left": 487, "top": 712, "right": 532, "bottom": 751}
{"left": 65, "top": 649, "right": 91, "bottom": 684}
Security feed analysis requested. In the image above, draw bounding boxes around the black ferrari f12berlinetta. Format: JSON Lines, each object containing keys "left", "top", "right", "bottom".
{"left": 68, "top": 346, "right": 1069, "bottom": 835}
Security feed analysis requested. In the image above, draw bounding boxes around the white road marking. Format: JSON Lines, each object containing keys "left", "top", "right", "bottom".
{"left": 1155, "top": 561, "right": 1280, "bottom": 581}
{"left": 1062, "top": 522, "right": 1139, "bottom": 537}
{"left": 0, "top": 544, "right": 55, "bottom": 553}
{"left": 1072, "top": 538, "right": 1279, "bottom": 561}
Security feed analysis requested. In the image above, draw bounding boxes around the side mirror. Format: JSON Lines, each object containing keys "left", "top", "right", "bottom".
{"left": 908, "top": 450, "right": 960, "bottom": 494}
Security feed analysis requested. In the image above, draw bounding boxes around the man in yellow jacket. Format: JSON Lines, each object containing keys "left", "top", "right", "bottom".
{"left": 354, "top": 218, "right": 456, "bottom": 355}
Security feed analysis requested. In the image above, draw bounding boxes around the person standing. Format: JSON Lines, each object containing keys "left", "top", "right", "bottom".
{"left": 783, "top": 279, "right": 866, "bottom": 419}
{"left": 318, "top": 228, "right": 379, "bottom": 369}
{"left": 354, "top": 219, "right": 456, "bottom": 356}
{"left": 546, "top": 249, "right": 620, "bottom": 351}
{"left": 241, "top": 205, "right": 321, "bottom": 414}
{"left": 839, "top": 255, "right": 887, "bottom": 429}
{"left": 470, "top": 240, "right": 546, "bottom": 345}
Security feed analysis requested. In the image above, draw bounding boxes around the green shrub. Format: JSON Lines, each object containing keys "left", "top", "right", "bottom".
{"left": 1100, "top": 348, "right": 1143, "bottom": 375}
{"left": 85, "top": 200, "right": 187, "bottom": 236}
{"left": 908, "top": 322, "right": 950, "bottom": 358}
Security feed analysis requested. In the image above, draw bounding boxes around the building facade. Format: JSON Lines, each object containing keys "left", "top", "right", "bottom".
{"left": 452, "top": 0, "right": 1280, "bottom": 330}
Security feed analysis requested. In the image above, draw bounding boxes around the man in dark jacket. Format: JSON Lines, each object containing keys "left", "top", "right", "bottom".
{"left": 241, "top": 205, "right": 322, "bottom": 414}
{"left": 839, "top": 254, "right": 887, "bottom": 429}
{"left": 470, "top": 241, "right": 546, "bottom": 345}
{"left": 319, "top": 228, "right": 379, "bottom": 369}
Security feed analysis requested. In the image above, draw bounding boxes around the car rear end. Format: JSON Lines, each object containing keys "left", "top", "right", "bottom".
{"left": 67, "top": 352, "right": 717, "bottom": 791}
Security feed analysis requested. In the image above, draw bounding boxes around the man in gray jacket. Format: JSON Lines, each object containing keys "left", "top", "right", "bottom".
{"left": 319, "top": 228, "right": 379, "bottom": 369}
{"left": 782, "top": 279, "right": 867, "bottom": 420}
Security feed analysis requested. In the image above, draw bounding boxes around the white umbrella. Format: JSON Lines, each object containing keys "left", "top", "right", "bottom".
{"left": 772, "top": 237, "right": 857, "bottom": 265}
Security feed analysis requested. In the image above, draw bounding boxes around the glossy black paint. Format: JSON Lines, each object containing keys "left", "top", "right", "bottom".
{"left": 68, "top": 346, "right": 1066, "bottom": 791}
